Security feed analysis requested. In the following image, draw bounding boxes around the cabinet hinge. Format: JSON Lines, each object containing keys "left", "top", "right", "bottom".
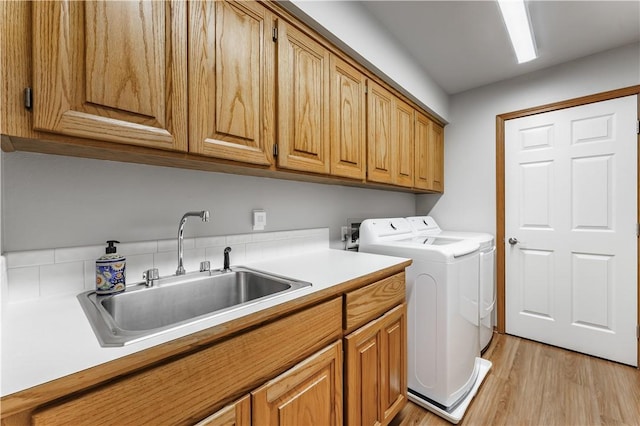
{"left": 24, "top": 87, "right": 32, "bottom": 110}
{"left": 637, "top": 223, "right": 639, "bottom": 237}
{"left": 272, "top": 27, "right": 278, "bottom": 42}
{"left": 273, "top": 143, "right": 278, "bottom": 157}
{"left": 637, "top": 324, "right": 640, "bottom": 340}
{"left": 636, "top": 120, "right": 639, "bottom": 135}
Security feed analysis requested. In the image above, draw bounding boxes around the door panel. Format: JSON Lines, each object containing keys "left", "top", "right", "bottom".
{"left": 277, "top": 21, "right": 330, "bottom": 174}
{"left": 393, "top": 99, "right": 414, "bottom": 187}
{"left": 189, "top": 0, "right": 274, "bottom": 165}
{"left": 367, "top": 80, "right": 393, "bottom": 184}
{"left": 505, "top": 95, "right": 638, "bottom": 366}
{"left": 32, "top": 0, "right": 187, "bottom": 151}
{"left": 330, "top": 55, "right": 366, "bottom": 179}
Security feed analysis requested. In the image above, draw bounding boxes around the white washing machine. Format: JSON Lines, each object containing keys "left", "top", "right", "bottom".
{"left": 407, "top": 216, "right": 496, "bottom": 352}
{"left": 359, "top": 218, "right": 491, "bottom": 424}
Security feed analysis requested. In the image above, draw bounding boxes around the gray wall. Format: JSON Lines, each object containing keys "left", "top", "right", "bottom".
{"left": 1, "top": 152, "right": 416, "bottom": 251}
{"left": 417, "top": 43, "right": 640, "bottom": 236}
{"left": 287, "top": 1, "right": 449, "bottom": 121}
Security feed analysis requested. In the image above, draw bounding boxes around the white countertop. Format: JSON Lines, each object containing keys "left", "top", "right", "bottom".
{"left": 1, "top": 249, "right": 409, "bottom": 397}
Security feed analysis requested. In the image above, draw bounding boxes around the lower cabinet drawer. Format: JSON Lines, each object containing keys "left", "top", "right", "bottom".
{"left": 344, "top": 272, "right": 405, "bottom": 332}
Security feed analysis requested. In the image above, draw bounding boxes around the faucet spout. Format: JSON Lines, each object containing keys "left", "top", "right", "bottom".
{"left": 222, "top": 247, "right": 232, "bottom": 272}
{"left": 176, "top": 210, "right": 210, "bottom": 275}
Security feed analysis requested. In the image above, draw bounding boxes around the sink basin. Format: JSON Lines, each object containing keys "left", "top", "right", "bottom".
{"left": 78, "top": 267, "right": 311, "bottom": 346}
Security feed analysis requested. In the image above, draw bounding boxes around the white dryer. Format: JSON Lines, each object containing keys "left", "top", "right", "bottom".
{"left": 359, "top": 218, "right": 491, "bottom": 424}
{"left": 407, "top": 216, "right": 496, "bottom": 352}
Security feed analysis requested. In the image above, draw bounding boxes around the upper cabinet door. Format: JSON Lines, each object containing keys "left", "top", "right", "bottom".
{"left": 189, "top": 0, "right": 274, "bottom": 165}
{"left": 392, "top": 98, "right": 414, "bottom": 187}
{"left": 330, "top": 55, "right": 366, "bottom": 180}
{"left": 429, "top": 122, "right": 445, "bottom": 192}
{"left": 414, "top": 111, "right": 432, "bottom": 191}
{"left": 32, "top": 0, "right": 187, "bottom": 151}
{"left": 277, "top": 20, "right": 331, "bottom": 174}
{"left": 415, "top": 111, "right": 444, "bottom": 193}
{"left": 366, "top": 80, "right": 393, "bottom": 184}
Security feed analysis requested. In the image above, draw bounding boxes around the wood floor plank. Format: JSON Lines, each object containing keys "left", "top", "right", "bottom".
{"left": 392, "top": 333, "right": 640, "bottom": 426}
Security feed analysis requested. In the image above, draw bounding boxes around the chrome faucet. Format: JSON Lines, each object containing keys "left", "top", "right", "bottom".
{"left": 176, "top": 211, "right": 210, "bottom": 275}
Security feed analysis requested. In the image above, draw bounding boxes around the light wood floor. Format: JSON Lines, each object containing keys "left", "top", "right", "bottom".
{"left": 390, "top": 333, "right": 640, "bottom": 426}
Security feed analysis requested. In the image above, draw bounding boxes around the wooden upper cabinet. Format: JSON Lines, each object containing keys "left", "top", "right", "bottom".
{"left": 415, "top": 111, "right": 444, "bottom": 192}
{"left": 414, "top": 111, "right": 432, "bottom": 190}
{"left": 252, "top": 341, "right": 343, "bottom": 426}
{"left": 429, "top": 122, "right": 445, "bottom": 192}
{"left": 276, "top": 20, "right": 331, "bottom": 174}
{"left": 32, "top": 0, "right": 187, "bottom": 151}
{"left": 366, "top": 80, "right": 394, "bottom": 184}
{"left": 189, "top": 0, "right": 274, "bottom": 165}
{"left": 392, "top": 98, "right": 414, "bottom": 187}
{"left": 330, "top": 55, "right": 366, "bottom": 180}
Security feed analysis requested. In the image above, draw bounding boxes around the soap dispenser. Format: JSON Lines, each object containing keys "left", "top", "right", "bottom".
{"left": 96, "top": 240, "right": 126, "bottom": 295}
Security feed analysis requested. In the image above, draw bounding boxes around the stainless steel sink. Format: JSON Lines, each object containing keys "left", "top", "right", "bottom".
{"left": 78, "top": 267, "right": 311, "bottom": 346}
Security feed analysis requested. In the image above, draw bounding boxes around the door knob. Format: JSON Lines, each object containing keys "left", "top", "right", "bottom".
{"left": 508, "top": 237, "right": 519, "bottom": 245}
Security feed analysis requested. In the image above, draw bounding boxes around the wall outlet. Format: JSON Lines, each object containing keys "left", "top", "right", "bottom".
{"left": 253, "top": 209, "right": 266, "bottom": 231}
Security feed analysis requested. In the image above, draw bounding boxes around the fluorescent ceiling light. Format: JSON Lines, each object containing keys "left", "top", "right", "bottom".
{"left": 497, "top": 0, "right": 537, "bottom": 64}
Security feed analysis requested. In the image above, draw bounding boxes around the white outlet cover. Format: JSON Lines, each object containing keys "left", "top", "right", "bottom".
{"left": 253, "top": 210, "right": 266, "bottom": 231}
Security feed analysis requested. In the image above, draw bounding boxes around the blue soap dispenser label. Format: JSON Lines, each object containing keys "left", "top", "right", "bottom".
{"left": 96, "top": 240, "right": 126, "bottom": 295}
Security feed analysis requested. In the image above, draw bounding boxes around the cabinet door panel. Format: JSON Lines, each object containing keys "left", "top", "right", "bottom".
{"left": 414, "top": 111, "right": 431, "bottom": 190}
{"left": 380, "top": 305, "right": 407, "bottom": 423}
{"left": 345, "top": 303, "right": 407, "bottom": 426}
{"left": 252, "top": 341, "right": 343, "bottom": 426}
{"left": 32, "top": 0, "right": 187, "bottom": 151}
{"left": 367, "top": 80, "right": 393, "bottom": 184}
{"left": 346, "top": 329, "right": 382, "bottom": 426}
{"left": 393, "top": 99, "right": 414, "bottom": 187}
{"left": 195, "top": 395, "right": 250, "bottom": 426}
{"left": 330, "top": 55, "right": 366, "bottom": 180}
{"left": 429, "top": 123, "right": 445, "bottom": 192}
{"left": 189, "top": 0, "right": 274, "bottom": 165}
{"left": 277, "top": 21, "right": 330, "bottom": 174}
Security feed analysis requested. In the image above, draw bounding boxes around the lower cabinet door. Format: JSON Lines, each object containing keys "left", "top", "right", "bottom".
{"left": 194, "top": 395, "right": 251, "bottom": 426}
{"left": 252, "top": 340, "right": 343, "bottom": 426}
{"left": 345, "top": 303, "right": 407, "bottom": 426}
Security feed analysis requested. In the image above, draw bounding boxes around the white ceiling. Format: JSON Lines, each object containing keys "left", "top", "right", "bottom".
{"left": 359, "top": 0, "right": 640, "bottom": 94}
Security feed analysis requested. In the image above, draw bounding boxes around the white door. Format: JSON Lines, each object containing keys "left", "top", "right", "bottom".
{"left": 505, "top": 95, "right": 638, "bottom": 366}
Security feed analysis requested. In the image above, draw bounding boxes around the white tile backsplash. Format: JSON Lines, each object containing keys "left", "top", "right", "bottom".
{"left": 3, "top": 228, "right": 328, "bottom": 302}
{"left": 40, "top": 262, "right": 84, "bottom": 298}
{"left": 7, "top": 267, "right": 40, "bottom": 301}
{"left": 195, "top": 236, "right": 226, "bottom": 249}
{"left": 6, "top": 250, "right": 54, "bottom": 268}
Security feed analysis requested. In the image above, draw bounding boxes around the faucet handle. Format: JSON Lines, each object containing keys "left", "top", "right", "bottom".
{"left": 200, "top": 261, "right": 211, "bottom": 272}
{"left": 143, "top": 268, "right": 159, "bottom": 287}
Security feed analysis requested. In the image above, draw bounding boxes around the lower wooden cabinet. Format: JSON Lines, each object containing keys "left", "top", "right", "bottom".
{"left": 252, "top": 340, "right": 343, "bottom": 426}
{"left": 194, "top": 341, "right": 342, "bottom": 426}
{"left": 196, "top": 395, "right": 251, "bottom": 426}
{"left": 345, "top": 303, "right": 407, "bottom": 426}
{"left": 10, "top": 273, "right": 408, "bottom": 426}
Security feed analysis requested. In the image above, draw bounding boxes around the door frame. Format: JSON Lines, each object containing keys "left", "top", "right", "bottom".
{"left": 495, "top": 85, "right": 640, "bottom": 366}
